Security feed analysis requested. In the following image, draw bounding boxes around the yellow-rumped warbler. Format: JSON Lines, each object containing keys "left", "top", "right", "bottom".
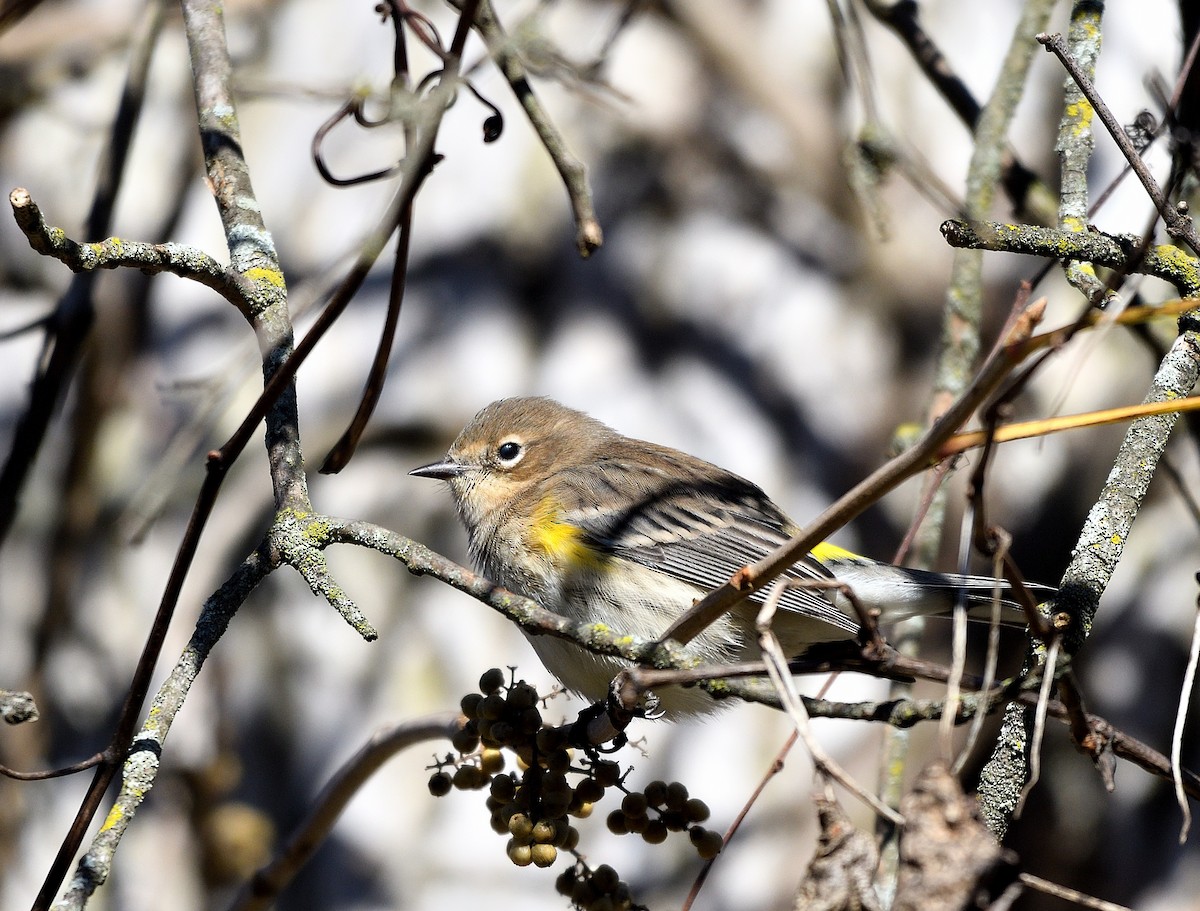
{"left": 412, "top": 397, "right": 1037, "bottom": 715}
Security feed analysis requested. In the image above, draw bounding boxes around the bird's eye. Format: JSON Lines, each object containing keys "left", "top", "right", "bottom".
{"left": 497, "top": 440, "right": 524, "bottom": 464}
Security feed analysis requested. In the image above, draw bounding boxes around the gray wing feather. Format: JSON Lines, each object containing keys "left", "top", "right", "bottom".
{"left": 556, "top": 458, "right": 859, "bottom": 636}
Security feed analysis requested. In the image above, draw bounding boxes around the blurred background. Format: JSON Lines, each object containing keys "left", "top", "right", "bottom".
{"left": 1, "top": 0, "right": 1199, "bottom": 908}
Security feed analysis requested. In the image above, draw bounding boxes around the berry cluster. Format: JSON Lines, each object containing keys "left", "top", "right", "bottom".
{"left": 555, "top": 862, "right": 634, "bottom": 910}
{"left": 428, "top": 669, "right": 724, "bottom": 910}
{"left": 605, "top": 780, "right": 722, "bottom": 858}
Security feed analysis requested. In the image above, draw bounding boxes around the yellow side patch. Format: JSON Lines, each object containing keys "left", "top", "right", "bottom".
{"left": 810, "top": 541, "right": 861, "bottom": 562}
{"left": 531, "top": 498, "right": 607, "bottom": 571}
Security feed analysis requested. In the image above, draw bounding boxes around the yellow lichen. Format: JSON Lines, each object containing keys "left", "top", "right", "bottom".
{"left": 244, "top": 266, "right": 286, "bottom": 288}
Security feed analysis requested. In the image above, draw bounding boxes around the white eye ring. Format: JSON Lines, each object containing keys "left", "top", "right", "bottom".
{"left": 496, "top": 439, "right": 524, "bottom": 466}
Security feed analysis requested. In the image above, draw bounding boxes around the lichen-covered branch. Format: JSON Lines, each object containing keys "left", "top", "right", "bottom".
{"left": 879, "top": 2, "right": 1053, "bottom": 886}
{"left": 1038, "top": 30, "right": 1200, "bottom": 256}
{"left": 941, "top": 218, "right": 1200, "bottom": 297}
{"left": 936, "top": 0, "right": 1055, "bottom": 403}
{"left": 979, "top": 324, "right": 1200, "bottom": 835}
{"left": 8, "top": 188, "right": 244, "bottom": 313}
{"left": 1055, "top": 2, "right": 1106, "bottom": 301}
{"left": 182, "top": 0, "right": 309, "bottom": 515}
{"left": 51, "top": 553, "right": 271, "bottom": 910}
{"left": 0, "top": 689, "right": 38, "bottom": 725}
{"left": 271, "top": 509, "right": 377, "bottom": 641}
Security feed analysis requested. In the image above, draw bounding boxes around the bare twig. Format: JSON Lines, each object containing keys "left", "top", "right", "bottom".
{"left": 861, "top": 0, "right": 1055, "bottom": 223}
{"left": 0, "top": 0, "right": 168, "bottom": 548}
{"left": 681, "top": 730, "right": 798, "bottom": 911}
{"left": 227, "top": 713, "right": 462, "bottom": 911}
{"left": 465, "top": 0, "right": 602, "bottom": 256}
{"left": 1018, "top": 873, "right": 1132, "bottom": 911}
{"left": 756, "top": 581, "right": 904, "bottom": 825}
{"left": 1038, "top": 31, "right": 1200, "bottom": 255}
{"left": 1173, "top": 577, "right": 1200, "bottom": 842}
{"left": 1014, "top": 638, "right": 1058, "bottom": 818}
{"left": 320, "top": 198, "right": 414, "bottom": 472}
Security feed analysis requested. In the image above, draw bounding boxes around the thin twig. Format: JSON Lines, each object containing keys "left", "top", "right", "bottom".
{"left": 756, "top": 580, "right": 904, "bottom": 825}
{"left": 0, "top": 0, "right": 169, "bottom": 549}
{"left": 320, "top": 199, "right": 414, "bottom": 472}
{"left": 680, "top": 729, "right": 799, "bottom": 911}
{"left": 1172, "top": 577, "right": 1200, "bottom": 842}
{"left": 861, "top": 0, "right": 1055, "bottom": 223}
{"left": 1018, "top": 873, "right": 1133, "bottom": 911}
{"left": 466, "top": 0, "right": 602, "bottom": 256}
{"left": 938, "top": 511, "right": 972, "bottom": 764}
{"left": 661, "top": 297, "right": 1046, "bottom": 648}
{"left": 227, "top": 713, "right": 462, "bottom": 911}
{"left": 1038, "top": 31, "right": 1200, "bottom": 254}
{"left": 1014, "top": 637, "right": 1058, "bottom": 818}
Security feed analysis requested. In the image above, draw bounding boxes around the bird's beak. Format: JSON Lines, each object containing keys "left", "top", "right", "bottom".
{"left": 409, "top": 457, "right": 466, "bottom": 480}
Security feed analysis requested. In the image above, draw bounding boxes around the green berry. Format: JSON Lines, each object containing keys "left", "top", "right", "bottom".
{"left": 516, "top": 707, "right": 543, "bottom": 735}
{"left": 531, "top": 819, "right": 557, "bottom": 844}
{"left": 451, "top": 765, "right": 484, "bottom": 790}
{"left": 508, "top": 812, "right": 534, "bottom": 841}
{"left": 592, "top": 760, "right": 621, "bottom": 788}
{"left": 560, "top": 823, "right": 580, "bottom": 849}
{"left": 572, "top": 879, "right": 597, "bottom": 907}
{"left": 535, "top": 726, "right": 568, "bottom": 753}
{"left": 542, "top": 771, "right": 570, "bottom": 798}
{"left": 624, "top": 813, "right": 648, "bottom": 834}
{"left": 555, "top": 869, "right": 577, "bottom": 896}
{"left": 507, "top": 681, "right": 539, "bottom": 709}
{"left": 478, "top": 694, "right": 507, "bottom": 721}
{"left": 575, "top": 777, "right": 605, "bottom": 803}
{"left": 451, "top": 727, "right": 480, "bottom": 754}
{"left": 661, "top": 810, "right": 687, "bottom": 831}
{"left": 480, "top": 747, "right": 505, "bottom": 774}
{"left": 490, "top": 774, "right": 516, "bottom": 801}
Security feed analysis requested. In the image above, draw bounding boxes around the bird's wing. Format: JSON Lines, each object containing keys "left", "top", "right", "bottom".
{"left": 554, "top": 458, "right": 860, "bottom": 637}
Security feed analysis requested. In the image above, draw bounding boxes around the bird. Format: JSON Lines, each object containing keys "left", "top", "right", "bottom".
{"left": 411, "top": 396, "right": 1042, "bottom": 716}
